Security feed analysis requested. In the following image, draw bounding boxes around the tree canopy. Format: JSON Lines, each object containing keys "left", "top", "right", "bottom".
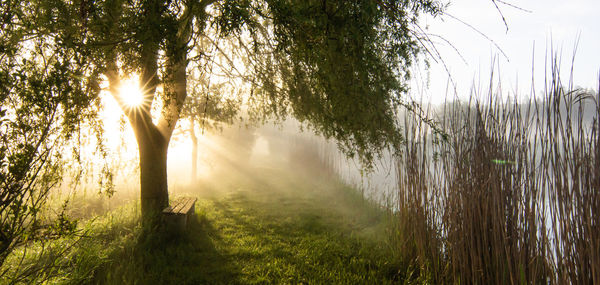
{"left": 225, "top": 0, "right": 444, "bottom": 164}
{"left": 1, "top": 0, "right": 445, "bottom": 225}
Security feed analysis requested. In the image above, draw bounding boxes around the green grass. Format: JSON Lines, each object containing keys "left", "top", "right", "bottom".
{"left": 3, "top": 164, "right": 402, "bottom": 284}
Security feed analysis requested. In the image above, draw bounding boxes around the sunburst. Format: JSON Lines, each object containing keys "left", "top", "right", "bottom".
{"left": 119, "top": 77, "right": 145, "bottom": 108}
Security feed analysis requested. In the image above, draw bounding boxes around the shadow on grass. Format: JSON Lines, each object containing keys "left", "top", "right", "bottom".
{"left": 91, "top": 214, "right": 241, "bottom": 284}
{"left": 206, "top": 195, "right": 400, "bottom": 284}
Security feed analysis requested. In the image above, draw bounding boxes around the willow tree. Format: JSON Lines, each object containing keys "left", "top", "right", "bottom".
{"left": 25, "top": 0, "right": 443, "bottom": 224}
{"left": 0, "top": 0, "right": 105, "bottom": 266}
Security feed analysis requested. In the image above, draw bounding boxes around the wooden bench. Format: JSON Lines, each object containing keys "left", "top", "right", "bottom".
{"left": 162, "top": 197, "right": 197, "bottom": 232}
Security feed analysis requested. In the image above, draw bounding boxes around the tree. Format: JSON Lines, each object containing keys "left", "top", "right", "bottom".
{"left": 4, "top": 0, "right": 444, "bottom": 226}
{"left": 0, "top": 0, "right": 100, "bottom": 265}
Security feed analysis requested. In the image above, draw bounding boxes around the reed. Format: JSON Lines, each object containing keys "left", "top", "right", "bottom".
{"left": 393, "top": 60, "right": 599, "bottom": 283}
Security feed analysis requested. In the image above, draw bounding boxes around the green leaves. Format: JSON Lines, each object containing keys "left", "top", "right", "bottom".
{"left": 50, "top": 200, "right": 78, "bottom": 236}
{"left": 241, "top": 0, "right": 439, "bottom": 167}
{"left": 216, "top": 0, "right": 254, "bottom": 35}
{"left": 491, "top": 159, "right": 516, "bottom": 165}
{"left": 0, "top": 1, "right": 103, "bottom": 266}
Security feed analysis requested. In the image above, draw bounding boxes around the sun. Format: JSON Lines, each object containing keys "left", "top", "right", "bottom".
{"left": 119, "top": 77, "right": 144, "bottom": 108}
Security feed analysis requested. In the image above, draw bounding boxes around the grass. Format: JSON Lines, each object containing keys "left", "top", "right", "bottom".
{"left": 2, "top": 161, "right": 401, "bottom": 284}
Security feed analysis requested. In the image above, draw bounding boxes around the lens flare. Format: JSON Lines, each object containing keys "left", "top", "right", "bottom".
{"left": 119, "top": 78, "right": 144, "bottom": 107}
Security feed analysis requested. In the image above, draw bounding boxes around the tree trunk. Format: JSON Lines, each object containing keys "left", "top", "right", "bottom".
{"left": 190, "top": 120, "right": 198, "bottom": 182}
{"left": 105, "top": 59, "right": 170, "bottom": 226}
{"left": 135, "top": 0, "right": 166, "bottom": 226}
{"left": 132, "top": 119, "right": 170, "bottom": 226}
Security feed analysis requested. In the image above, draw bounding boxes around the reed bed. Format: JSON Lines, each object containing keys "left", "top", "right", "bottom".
{"left": 392, "top": 64, "right": 599, "bottom": 283}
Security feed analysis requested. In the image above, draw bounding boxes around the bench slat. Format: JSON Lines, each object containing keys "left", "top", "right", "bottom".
{"left": 178, "top": 198, "right": 196, "bottom": 214}
{"left": 162, "top": 201, "right": 181, "bottom": 214}
{"left": 163, "top": 197, "right": 197, "bottom": 215}
{"left": 171, "top": 199, "right": 187, "bottom": 214}
{"left": 162, "top": 205, "right": 175, "bottom": 214}
{"left": 175, "top": 198, "right": 192, "bottom": 213}
{"left": 162, "top": 197, "right": 197, "bottom": 233}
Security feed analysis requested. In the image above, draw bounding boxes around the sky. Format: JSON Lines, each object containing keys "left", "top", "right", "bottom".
{"left": 414, "top": 0, "right": 600, "bottom": 104}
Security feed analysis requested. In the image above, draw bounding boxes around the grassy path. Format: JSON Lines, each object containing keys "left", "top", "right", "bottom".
{"left": 4, "top": 165, "right": 401, "bottom": 284}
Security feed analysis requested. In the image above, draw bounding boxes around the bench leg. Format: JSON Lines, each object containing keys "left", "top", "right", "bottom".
{"left": 163, "top": 214, "right": 187, "bottom": 233}
{"left": 189, "top": 204, "right": 196, "bottom": 217}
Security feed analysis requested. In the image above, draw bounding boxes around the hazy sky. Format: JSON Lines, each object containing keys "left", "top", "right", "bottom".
{"left": 415, "top": 0, "right": 600, "bottom": 104}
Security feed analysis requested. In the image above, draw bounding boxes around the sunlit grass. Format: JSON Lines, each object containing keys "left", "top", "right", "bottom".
{"left": 1, "top": 163, "right": 399, "bottom": 284}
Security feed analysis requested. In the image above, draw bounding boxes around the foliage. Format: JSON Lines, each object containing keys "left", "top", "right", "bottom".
{"left": 236, "top": 0, "right": 444, "bottom": 167}
{"left": 1, "top": 0, "right": 447, "bottom": 224}
{"left": 182, "top": 79, "right": 239, "bottom": 134}
{"left": 0, "top": 0, "right": 105, "bottom": 270}
{"left": 33, "top": 0, "right": 444, "bottom": 167}
{"left": 50, "top": 200, "right": 79, "bottom": 236}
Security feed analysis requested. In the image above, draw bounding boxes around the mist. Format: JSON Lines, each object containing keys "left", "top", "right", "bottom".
{"left": 3, "top": 0, "right": 599, "bottom": 283}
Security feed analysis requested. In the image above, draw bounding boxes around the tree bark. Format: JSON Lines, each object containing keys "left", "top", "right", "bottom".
{"left": 190, "top": 119, "right": 198, "bottom": 182}
{"left": 105, "top": 59, "right": 169, "bottom": 225}
{"left": 131, "top": 0, "right": 167, "bottom": 225}
{"left": 131, "top": 118, "right": 170, "bottom": 224}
